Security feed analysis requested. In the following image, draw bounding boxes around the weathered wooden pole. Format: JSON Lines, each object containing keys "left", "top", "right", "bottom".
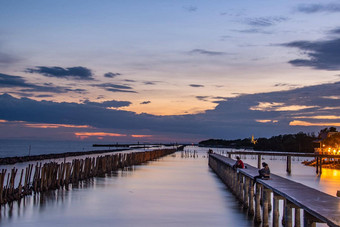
{"left": 254, "top": 183, "right": 262, "bottom": 223}
{"left": 262, "top": 188, "right": 271, "bottom": 227}
{"left": 286, "top": 155, "right": 292, "bottom": 174}
{"left": 258, "top": 155, "right": 262, "bottom": 168}
{"left": 248, "top": 179, "right": 254, "bottom": 216}
{"left": 284, "top": 200, "right": 293, "bottom": 227}
{"left": 273, "top": 194, "right": 283, "bottom": 227}
{"left": 295, "top": 207, "right": 301, "bottom": 227}
{"left": 243, "top": 177, "right": 249, "bottom": 209}
{"left": 239, "top": 174, "right": 244, "bottom": 203}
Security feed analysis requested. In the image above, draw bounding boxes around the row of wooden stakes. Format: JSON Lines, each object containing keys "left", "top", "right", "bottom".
{"left": 0, "top": 149, "right": 176, "bottom": 205}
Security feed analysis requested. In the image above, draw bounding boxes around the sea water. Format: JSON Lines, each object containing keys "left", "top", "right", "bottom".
{"left": 0, "top": 144, "right": 337, "bottom": 226}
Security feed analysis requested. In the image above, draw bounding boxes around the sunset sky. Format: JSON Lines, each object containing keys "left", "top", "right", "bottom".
{"left": 1, "top": 0, "right": 340, "bottom": 143}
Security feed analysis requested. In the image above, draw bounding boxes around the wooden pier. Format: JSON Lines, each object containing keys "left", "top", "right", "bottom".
{"left": 0, "top": 149, "right": 176, "bottom": 206}
{"left": 209, "top": 153, "right": 340, "bottom": 227}
{"left": 227, "top": 151, "right": 340, "bottom": 174}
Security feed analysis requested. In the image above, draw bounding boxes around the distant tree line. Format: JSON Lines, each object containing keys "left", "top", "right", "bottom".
{"left": 199, "top": 131, "right": 326, "bottom": 153}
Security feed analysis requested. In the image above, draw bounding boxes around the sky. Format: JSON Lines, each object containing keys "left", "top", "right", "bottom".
{"left": 0, "top": 0, "right": 340, "bottom": 143}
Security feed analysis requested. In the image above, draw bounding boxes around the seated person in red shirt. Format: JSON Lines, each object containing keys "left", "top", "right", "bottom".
{"left": 233, "top": 156, "right": 244, "bottom": 169}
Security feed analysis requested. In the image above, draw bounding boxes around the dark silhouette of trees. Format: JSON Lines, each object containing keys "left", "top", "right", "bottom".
{"left": 199, "top": 132, "right": 317, "bottom": 153}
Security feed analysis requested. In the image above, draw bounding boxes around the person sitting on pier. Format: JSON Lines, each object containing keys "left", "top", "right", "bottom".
{"left": 233, "top": 156, "right": 244, "bottom": 169}
{"left": 254, "top": 162, "right": 270, "bottom": 184}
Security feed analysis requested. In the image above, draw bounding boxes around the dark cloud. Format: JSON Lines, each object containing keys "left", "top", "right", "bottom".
{"left": 26, "top": 66, "right": 94, "bottom": 80}
{"left": 0, "top": 82, "right": 339, "bottom": 141}
{"left": 190, "top": 84, "right": 204, "bottom": 88}
{"left": 104, "top": 72, "right": 121, "bottom": 78}
{"left": 183, "top": 6, "right": 197, "bottom": 12}
{"left": 329, "top": 27, "right": 340, "bottom": 34}
{"left": 283, "top": 38, "right": 340, "bottom": 70}
{"left": 0, "top": 73, "right": 88, "bottom": 94}
{"left": 92, "top": 83, "right": 137, "bottom": 93}
{"left": 244, "top": 17, "right": 288, "bottom": 27}
{"left": 196, "top": 96, "right": 209, "bottom": 101}
{"left": 35, "top": 94, "right": 54, "bottom": 98}
{"left": 124, "top": 79, "right": 136, "bottom": 83}
{"left": 144, "top": 81, "right": 156, "bottom": 85}
{"left": 84, "top": 100, "right": 131, "bottom": 108}
{"left": 297, "top": 3, "right": 340, "bottom": 13}
{"left": 140, "top": 101, "right": 151, "bottom": 105}
{"left": 189, "top": 49, "right": 228, "bottom": 56}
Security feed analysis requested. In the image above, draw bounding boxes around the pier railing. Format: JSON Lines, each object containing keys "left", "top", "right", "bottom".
{"left": 0, "top": 149, "right": 176, "bottom": 206}
{"left": 209, "top": 153, "right": 340, "bottom": 227}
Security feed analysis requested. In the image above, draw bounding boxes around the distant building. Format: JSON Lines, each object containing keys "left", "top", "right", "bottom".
{"left": 314, "top": 131, "right": 339, "bottom": 155}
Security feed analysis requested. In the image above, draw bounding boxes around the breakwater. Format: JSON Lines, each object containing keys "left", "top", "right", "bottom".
{"left": 0, "top": 148, "right": 130, "bottom": 165}
{"left": 0, "top": 149, "right": 175, "bottom": 206}
{"left": 209, "top": 153, "right": 340, "bottom": 227}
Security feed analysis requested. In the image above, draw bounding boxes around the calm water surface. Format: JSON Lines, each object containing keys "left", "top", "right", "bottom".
{"left": 0, "top": 147, "right": 255, "bottom": 227}
{"left": 0, "top": 146, "right": 338, "bottom": 226}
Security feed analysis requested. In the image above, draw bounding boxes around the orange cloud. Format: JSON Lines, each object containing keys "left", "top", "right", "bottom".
{"left": 74, "top": 132, "right": 127, "bottom": 139}
{"left": 294, "top": 115, "right": 340, "bottom": 120}
{"left": 0, "top": 120, "right": 8, "bottom": 123}
{"left": 250, "top": 102, "right": 317, "bottom": 111}
{"left": 289, "top": 120, "right": 340, "bottom": 127}
{"left": 256, "top": 119, "right": 278, "bottom": 123}
{"left": 25, "top": 123, "right": 91, "bottom": 129}
{"left": 131, "top": 134, "right": 153, "bottom": 138}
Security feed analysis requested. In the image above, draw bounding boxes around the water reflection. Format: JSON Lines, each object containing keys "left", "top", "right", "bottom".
{"left": 1, "top": 147, "right": 336, "bottom": 226}
{"left": 0, "top": 149, "right": 258, "bottom": 227}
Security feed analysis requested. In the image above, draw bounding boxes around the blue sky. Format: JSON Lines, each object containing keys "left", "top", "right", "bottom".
{"left": 0, "top": 0, "right": 340, "bottom": 143}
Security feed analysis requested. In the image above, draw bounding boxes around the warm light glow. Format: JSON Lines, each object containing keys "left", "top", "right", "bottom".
{"left": 0, "top": 120, "right": 8, "bottom": 123}
{"left": 250, "top": 102, "right": 317, "bottom": 112}
{"left": 256, "top": 119, "right": 278, "bottom": 123}
{"left": 322, "top": 96, "right": 340, "bottom": 100}
{"left": 131, "top": 135, "right": 153, "bottom": 138}
{"left": 289, "top": 120, "right": 340, "bottom": 127}
{"left": 74, "top": 132, "right": 127, "bottom": 138}
{"left": 25, "top": 123, "right": 91, "bottom": 129}
{"left": 294, "top": 115, "right": 340, "bottom": 120}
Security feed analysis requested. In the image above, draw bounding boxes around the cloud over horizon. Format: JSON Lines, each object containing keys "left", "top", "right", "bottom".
{"left": 0, "top": 73, "right": 86, "bottom": 94}
{"left": 26, "top": 66, "right": 94, "bottom": 80}
{"left": 283, "top": 38, "right": 340, "bottom": 70}
{"left": 297, "top": 3, "right": 340, "bottom": 13}
{"left": 1, "top": 81, "right": 339, "bottom": 141}
{"left": 92, "top": 83, "right": 137, "bottom": 93}
{"left": 189, "top": 49, "right": 229, "bottom": 56}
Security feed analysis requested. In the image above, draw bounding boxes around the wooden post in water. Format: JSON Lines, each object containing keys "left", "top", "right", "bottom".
{"left": 254, "top": 184, "right": 262, "bottom": 223}
{"left": 243, "top": 177, "right": 249, "bottom": 209}
{"left": 262, "top": 188, "right": 271, "bottom": 227}
{"left": 239, "top": 174, "right": 244, "bottom": 203}
{"left": 248, "top": 179, "right": 254, "bottom": 216}
{"left": 295, "top": 207, "right": 301, "bottom": 227}
{"left": 286, "top": 155, "right": 292, "bottom": 174}
{"left": 273, "top": 193, "right": 283, "bottom": 227}
{"left": 284, "top": 200, "right": 293, "bottom": 227}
